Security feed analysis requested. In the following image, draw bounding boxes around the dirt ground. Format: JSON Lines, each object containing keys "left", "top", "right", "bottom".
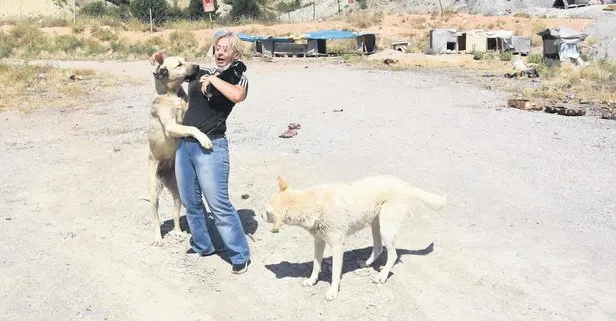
{"left": 1, "top": 58, "right": 615, "bottom": 321}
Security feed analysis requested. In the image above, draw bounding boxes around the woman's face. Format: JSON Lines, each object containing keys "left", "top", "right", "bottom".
{"left": 215, "top": 36, "right": 235, "bottom": 68}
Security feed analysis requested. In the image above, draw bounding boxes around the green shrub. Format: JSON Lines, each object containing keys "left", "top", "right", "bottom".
{"left": 230, "top": 0, "right": 262, "bottom": 20}
{"left": 54, "top": 35, "right": 85, "bottom": 53}
{"left": 500, "top": 51, "right": 513, "bottom": 61}
{"left": 527, "top": 53, "right": 543, "bottom": 64}
{"left": 0, "top": 32, "right": 13, "bottom": 58}
{"left": 168, "top": 30, "right": 197, "bottom": 55}
{"left": 9, "top": 23, "right": 50, "bottom": 57}
{"left": 130, "top": 0, "right": 170, "bottom": 25}
{"left": 80, "top": 1, "right": 107, "bottom": 16}
{"left": 91, "top": 25, "right": 119, "bottom": 42}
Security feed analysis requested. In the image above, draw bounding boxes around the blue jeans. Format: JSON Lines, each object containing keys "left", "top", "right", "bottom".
{"left": 175, "top": 136, "right": 250, "bottom": 265}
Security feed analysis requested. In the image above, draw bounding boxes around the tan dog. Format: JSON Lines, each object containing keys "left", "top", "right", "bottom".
{"left": 148, "top": 52, "right": 212, "bottom": 246}
{"left": 262, "top": 175, "right": 447, "bottom": 300}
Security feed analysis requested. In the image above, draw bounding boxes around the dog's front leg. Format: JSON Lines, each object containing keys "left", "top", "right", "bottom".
{"left": 326, "top": 243, "right": 344, "bottom": 301}
{"left": 158, "top": 108, "right": 212, "bottom": 149}
{"left": 303, "top": 237, "right": 326, "bottom": 287}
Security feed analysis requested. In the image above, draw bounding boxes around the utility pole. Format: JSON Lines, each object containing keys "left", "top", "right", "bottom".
{"left": 337, "top": 0, "right": 341, "bottom": 15}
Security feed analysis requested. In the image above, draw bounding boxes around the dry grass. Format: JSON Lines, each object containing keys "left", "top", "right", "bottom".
{"left": 523, "top": 60, "right": 616, "bottom": 106}
{"left": 164, "top": 19, "right": 213, "bottom": 30}
{"left": 0, "top": 62, "right": 115, "bottom": 113}
{"left": 327, "top": 39, "right": 358, "bottom": 55}
{"left": 346, "top": 11, "right": 384, "bottom": 28}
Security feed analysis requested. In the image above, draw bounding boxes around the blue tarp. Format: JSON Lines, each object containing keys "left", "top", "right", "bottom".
{"left": 213, "top": 29, "right": 374, "bottom": 42}
{"left": 213, "top": 31, "right": 292, "bottom": 43}
{"left": 302, "top": 29, "right": 373, "bottom": 40}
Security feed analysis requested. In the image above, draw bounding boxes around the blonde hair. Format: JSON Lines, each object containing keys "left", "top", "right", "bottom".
{"left": 212, "top": 31, "right": 244, "bottom": 61}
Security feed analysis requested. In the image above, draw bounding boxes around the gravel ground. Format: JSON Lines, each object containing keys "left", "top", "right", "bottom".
{"left": 1, "top": 58, "right": 615, "bottom": 321}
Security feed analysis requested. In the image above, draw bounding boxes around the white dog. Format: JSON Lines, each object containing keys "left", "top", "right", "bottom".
{"left": 148, "top": 52, "right": 212, "bottom": 245}
{"left": 263, "top": 175, "right": 447, "bottom": 300}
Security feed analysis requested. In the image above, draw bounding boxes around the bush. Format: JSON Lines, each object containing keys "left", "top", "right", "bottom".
{"left": 80, "top": 1, "right": 107, "bottom": 16}
{"left": 91, "top": 25, "right": 119, "bottom": 42}
{"left": 0, "top": 32, "right": 13, "bottom": 58}
{"left": 130, "top": 0, "right": 170, "bottom": 25}
{"left": 472, "top": 51, "right": 485, "bottom": 60}
{"left": 80, "top": 1, "right": 130, "bottom": 19}
{"left": 500, "top": 51, "right": 513, "bottom": 61}
{"left": 168, "top": 30, "right": 198, "bottom": 54}
{"left": 275, "top": 0, "right": 301, "bottom": 13}
{"left": 513, "top": 12, "right": 531, "bottom": 18}
{"left": 9, "top": 23, "right": 50, "bottom": 57}
{"left": 229, "top": 0, "right": 262, "bottom": 20}
{"left": 527, "top": 53, "right": 543, "bottom": 64}
{"left": 54, "top": 35, "right": 85, "bottom": 53}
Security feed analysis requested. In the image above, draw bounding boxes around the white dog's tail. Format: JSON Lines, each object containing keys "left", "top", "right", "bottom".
{"left": 406, "top": 186, "right": 447, "bottom": 211}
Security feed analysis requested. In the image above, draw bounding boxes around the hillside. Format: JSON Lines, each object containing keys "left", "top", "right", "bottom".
{"left": 0, "top": 0, "right": 614, "bottom": 59}
{"left": 0, "top": 0, "right": 588, "bottom": 20}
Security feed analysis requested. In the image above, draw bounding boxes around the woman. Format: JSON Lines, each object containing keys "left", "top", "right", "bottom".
{"left": 158, "top": 31, "right": 251, "bottom": 274}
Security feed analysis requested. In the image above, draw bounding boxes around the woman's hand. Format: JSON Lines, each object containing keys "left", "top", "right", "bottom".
{"left": 206, "top": 75, "right": 247, "bottom": 103}
{"left": 200, "top": 75, "right": 212, "bottom": 95}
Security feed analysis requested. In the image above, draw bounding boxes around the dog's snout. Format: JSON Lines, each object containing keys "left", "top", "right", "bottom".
{"left": 153, "top": 67, "right": 169, "bottom": 80}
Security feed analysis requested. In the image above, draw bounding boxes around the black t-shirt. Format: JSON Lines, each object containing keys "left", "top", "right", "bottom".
{"left": 182, "top": 67, "right": 248, "bottom": 137}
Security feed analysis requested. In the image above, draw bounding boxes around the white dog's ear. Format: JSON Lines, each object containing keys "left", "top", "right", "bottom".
{"left": 277, "top": 176, "right": 288, "bottom": 192}
{"left": 150, "top": 50, "right": 165, "bottom": 66}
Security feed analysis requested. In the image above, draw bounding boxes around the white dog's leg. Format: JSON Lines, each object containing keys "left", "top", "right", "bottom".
{"left": 373, "top": 202, "right": 403, "bottom": 284}
{"left": 158, "top": 108, "right": 212, "bottom": 149}
{"left": 162, "top": 172, "right": 184, "bottom": 238}
{"left": 326, "top": 243, "right": 344, "bottom": 301}
{"left": 364, "top": 217, "right": 383, "bottom": 266}
{"left": 148, "top": 157, "right": 164, "bottom": 246}
{"left": 303, "top": 237, "right": 326, "bottom": 287}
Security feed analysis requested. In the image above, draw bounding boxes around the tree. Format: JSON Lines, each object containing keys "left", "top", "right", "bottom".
{"left": 186, "top": 0, "right": 220, "bottom": 20}
{"left": 129, "top": 0, "right": 170, "bottom": 25}
{"left": 229, "top": 0, "right": 261, "bottom": 20}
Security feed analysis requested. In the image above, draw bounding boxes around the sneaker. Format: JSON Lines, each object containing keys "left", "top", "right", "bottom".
{"left": 186, "top": 248, "right": 223, "bottom": 257}
{"left": 231, "top": 260, "right": 251, "bottom": 274}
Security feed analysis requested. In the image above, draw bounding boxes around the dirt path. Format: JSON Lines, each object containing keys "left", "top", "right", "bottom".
{"left": 1, "top": 59, "right": 615, "bottom": 321}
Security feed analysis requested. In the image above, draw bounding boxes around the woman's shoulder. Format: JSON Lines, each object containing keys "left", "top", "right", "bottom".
{"left": 200, "top": 67, "right": 216, "bottom": 76}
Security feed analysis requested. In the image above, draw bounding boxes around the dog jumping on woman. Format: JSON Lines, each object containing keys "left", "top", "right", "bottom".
{"left": 262, "top": 175, "right": 447, "bottom": 300}
{"left": 147, "top": 51, "right": 213, "bottom": 246}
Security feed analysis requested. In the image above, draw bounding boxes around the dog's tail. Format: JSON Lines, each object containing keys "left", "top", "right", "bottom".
{"left": 406, "top": 185, "right": 447, "bottom": 211}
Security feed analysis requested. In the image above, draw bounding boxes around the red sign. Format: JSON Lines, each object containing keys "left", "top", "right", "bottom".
{"left": 348, "top": 0, "right": 354, "bottom": 3}
{"left": 202, "top": 0, "right": 215, "bottom": 12}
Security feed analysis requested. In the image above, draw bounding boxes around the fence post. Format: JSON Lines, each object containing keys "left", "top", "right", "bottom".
{"left": 149, "top": 8, "right": 153, "bottom": 33}
{"left": 313, "top": 2, "right": 316, "bottom": 21}
{"left": 73, "top": 0, "right": 76, "bottom": 26}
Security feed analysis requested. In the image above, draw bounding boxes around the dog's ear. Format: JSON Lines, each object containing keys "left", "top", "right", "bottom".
{"left": 277, "top": 176, "right": 288, "bottom": 192}
{"left": 150, "top": 50, "right": 165, "bottom": 66}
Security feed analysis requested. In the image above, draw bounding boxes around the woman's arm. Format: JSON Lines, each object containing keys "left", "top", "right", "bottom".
{"left": 201, "top": 76, "right": 247, "bottom": 104}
